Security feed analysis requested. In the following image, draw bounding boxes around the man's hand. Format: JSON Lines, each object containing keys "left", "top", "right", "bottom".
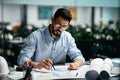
{"left": 24, "top": 60, "right": 31, "bottom": 67}
{"left": 24, "top": 60, "right": 39, "bottom": 68}
{"left": 24, "top": 59, "right": 53, "bottom": 70}
{"left": 38, "top": 59, "right": 52, "bottom": 70}
{"left": 67, "top": 58, "right": 83, "bottom": 70}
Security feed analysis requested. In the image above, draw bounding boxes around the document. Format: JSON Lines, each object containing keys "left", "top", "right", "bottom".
{"left": 8, "top": 71, "right": 25, "bottom": 80}
{"left": 31, "top": 65, "right": 77, "bottom": 79}
{"left": 31, "top": 58, "right": 118, "bottom": 80}
{"left": 7, "top": 58, "right": 120, "bottom": 80}
{"left": 31, "top": 65, "right": 91, "bottom": 79}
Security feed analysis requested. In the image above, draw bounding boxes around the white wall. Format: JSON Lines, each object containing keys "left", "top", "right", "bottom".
{"left": 94, "top": 7, "right": 119, "bottom": 26}
{"left": 94, "top": 7, "right": 101, "bottom": 26}
{"left": 27, "top": 5, "right": 92, "bottom": 27}
{"left": 3, "top": 0, "right": 120, "bottom": 7}
{"left": 102, "top": 7, "right": 119, "bottom": 23}
{"left": 0, "top": 4, "right": 21, "bottom": 24}
{"left": 0, "top": 4, "right": 119, "bottom": 28}
{"left": 76, "top": 7, "right": 91, "bottom": 26}
{"left": 27, "top": 5, "right": 63, "bottom": 27}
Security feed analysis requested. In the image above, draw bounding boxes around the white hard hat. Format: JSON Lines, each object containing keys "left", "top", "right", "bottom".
{"left": 0, "top": 56, "right": 9, "bottom": 75}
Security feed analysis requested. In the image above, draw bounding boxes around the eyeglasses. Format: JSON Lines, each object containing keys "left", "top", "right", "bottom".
{"left": 54, "top": 21, "right": 68, "bottom": 30}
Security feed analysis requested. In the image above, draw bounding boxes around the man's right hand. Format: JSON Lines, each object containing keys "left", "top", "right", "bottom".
{"left": 38, "top": 59, "right": 53, "bottom": 70}
{"left": 24, "top": 59, "right": 53, "bottom": 70}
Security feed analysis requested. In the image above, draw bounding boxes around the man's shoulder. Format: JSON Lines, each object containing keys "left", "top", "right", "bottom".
{"left": 28, "top": 28, "right": 43, "bottom": 38}
{"left": 61, "top": 31, "right": 74, "bottom": 41}
{"left": 62, "top": 31, "right": 72, "bottom": 36}
{"left": 32, "top": 27, "right": 45, "bottom": 34}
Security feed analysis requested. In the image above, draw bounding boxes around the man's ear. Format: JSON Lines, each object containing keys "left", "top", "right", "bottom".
{"left": 51, "top": 17, "right": 54, "bottom": 22}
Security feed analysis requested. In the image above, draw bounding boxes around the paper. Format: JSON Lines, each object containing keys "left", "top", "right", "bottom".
{"left": 31, "top": 65, "right": 91, "bottom": 79}
{"left": 111, "top": 67, "right": 120, "bottom": 76}
{"left": 31, "top": 65, "right": 76, "bottom": 79}
{"left": 31, "top": 60, "right": 117, "bottom": 80}
{"left": 112, "top": 58, "right": 120, "bottom": 63}
{"left": 70, "top": 65, "right": 89, "bottom": 78}
{"left": 33, "top": 68, "right": 52, "bottom": 73}
{"left": 7, "top": 58, "right": 119, "bottom": 80}
{"left": 8, "top": 71, "right": 25, "bottom": 80}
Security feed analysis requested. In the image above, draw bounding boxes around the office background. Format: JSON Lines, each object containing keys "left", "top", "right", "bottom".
{"left": 0, "top": 0, "right": 120, "bottom": 66}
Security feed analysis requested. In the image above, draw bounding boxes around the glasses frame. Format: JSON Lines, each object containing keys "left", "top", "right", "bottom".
{"left": 54, "top": 21, "right": 69, "bottom": 30}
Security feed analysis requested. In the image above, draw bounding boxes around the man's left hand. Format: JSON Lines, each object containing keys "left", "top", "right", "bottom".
{"left": 67, "top": 58, "right": 83, "bottom": 70}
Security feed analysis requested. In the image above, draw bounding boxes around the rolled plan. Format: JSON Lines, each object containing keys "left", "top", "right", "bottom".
{"left": 100, "top": 58, "right": 113, "bottom": 80}
{"left": 88, "top": 58, "right": 104, "bottom": 74}
{"left": 85, "top": 70, "right": 99, "bottom": 80}
{"left": 85, "top": 58, "right": 104, "bottom": 80}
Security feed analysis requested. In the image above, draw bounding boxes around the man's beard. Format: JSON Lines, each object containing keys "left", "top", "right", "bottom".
{"left": 52, "top": 25, "right": 61, "bottom": 37}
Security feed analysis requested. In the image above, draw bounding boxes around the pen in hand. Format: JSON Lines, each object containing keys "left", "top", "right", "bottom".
{"left": 46, "top": 59, "right": 55, "bottom": 70}
{"left": 52, "top": 64, "right": 56, "bottom": 70}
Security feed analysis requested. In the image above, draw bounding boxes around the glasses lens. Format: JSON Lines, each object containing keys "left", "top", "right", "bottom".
{"left": 55, "top": 23, "right": 61, "bottom": 27}
{"left": 55, "top": 21, "right": 68, "bottom": 30}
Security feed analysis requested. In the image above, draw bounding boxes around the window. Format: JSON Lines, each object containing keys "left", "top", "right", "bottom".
{"left": 38, "top": 6, "right": 53, "bottom": 19}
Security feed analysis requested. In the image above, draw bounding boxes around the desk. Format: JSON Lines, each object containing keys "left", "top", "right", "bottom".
{"left": 0, "top": 76, "right": 119, "bottom": 80}
{"left": 0, "top": 61, "right": 120, "bottom": 80}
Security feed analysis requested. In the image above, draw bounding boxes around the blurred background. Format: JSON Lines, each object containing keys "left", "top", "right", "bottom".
{"left": 0, "top": 0, "right": 120, "bottom": 66}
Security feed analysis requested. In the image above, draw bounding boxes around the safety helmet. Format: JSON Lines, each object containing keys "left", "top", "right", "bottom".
{"left": 0, "top": 56, "right": 9, "bottom": 75}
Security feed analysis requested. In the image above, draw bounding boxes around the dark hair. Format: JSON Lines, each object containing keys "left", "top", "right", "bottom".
{"left": 54, "top": 8, "right": 72, "bottom": 22}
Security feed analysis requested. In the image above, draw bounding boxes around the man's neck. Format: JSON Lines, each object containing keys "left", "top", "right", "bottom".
{"left": 49, "top": 25, "right": 57, "bottom": 40}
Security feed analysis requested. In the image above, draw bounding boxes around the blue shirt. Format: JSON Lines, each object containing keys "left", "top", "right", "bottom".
{"left": 17, "top": 26, "right": 85, "bottom": 65}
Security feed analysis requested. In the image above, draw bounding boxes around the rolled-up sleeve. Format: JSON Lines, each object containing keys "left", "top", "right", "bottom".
{"left": 17, "top": 33, "right": 36, "bottom": 65}
{"left": 67, "top": 33, "right": 85, "bottom": 63}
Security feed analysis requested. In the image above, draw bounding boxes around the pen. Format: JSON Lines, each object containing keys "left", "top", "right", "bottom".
{"left": 76, "top": 72, "right": 78, "bottom": 77}
{"left": 52, "top": 64, "right": 56, "bottom": 70}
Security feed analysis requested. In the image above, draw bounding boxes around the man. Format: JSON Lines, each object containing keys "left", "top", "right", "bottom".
{"left": 17, "top": 8, "right": 85, "bottom": 70}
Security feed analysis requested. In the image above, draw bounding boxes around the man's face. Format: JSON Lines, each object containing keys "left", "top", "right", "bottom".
{"left": 51, "top": 16, "right": 69, "bottom": 37}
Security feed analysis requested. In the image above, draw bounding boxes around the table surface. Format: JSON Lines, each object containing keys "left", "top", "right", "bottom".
{"left": 0, "top": 61, "right": 120, "bottom": 80}
{"left": 0, "top": 74, "right": 119, "bottom": 80}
